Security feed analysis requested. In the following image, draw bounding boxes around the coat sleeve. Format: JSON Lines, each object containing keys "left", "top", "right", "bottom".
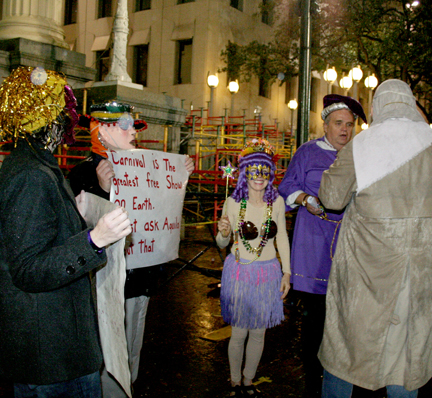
{"left": 278, "top": 145, "right": 308, "bottom": 211}
{"left": 68, "top": 160, "right": 110, "bottom": 200}
{"left": 319, "top": 140, "right": 357, "bottom": 210}
{"left": 1, "top": 167, "right": 107, "bottom": 293}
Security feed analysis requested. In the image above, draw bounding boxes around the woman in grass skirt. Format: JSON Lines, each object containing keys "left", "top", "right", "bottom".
{"left": 217, "top": 139, "right": 291, "bottom": 397}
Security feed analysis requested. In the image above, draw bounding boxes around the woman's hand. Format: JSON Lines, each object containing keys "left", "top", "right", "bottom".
{"left": 218, "top": 215, "right": 231, "bottom": 238}
{"left": 90, "top": 207, "right": 132, "bottom": 248}
{"left": 184, "top": 155, "right": 195, "bottom": 176}
{"left": 280, "top": 273, "right": 291, "bottom": 299}
{"left": 96, "top": 159, "right": 115, "bottom": 193}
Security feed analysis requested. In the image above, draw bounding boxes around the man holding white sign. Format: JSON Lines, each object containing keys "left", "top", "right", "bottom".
{"left": 69, "top": 102, "right": 194, "bottom": 398}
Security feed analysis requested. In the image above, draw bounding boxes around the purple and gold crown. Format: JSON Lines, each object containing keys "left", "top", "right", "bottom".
{"left": 238, "top": 138, "right": 275, "bottom": 161}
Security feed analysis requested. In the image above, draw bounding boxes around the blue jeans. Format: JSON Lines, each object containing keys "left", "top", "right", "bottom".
{"left": 14, "top": 371, "right": 101, "bottom": 398}
{"left": 322, "top": 370, "right": 418, "bottom": 398}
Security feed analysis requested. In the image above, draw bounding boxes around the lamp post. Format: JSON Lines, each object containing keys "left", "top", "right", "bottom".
{"left": 339, "top": 75, "right": 353, "bottom": 96}
{"left": 288, "top": 99, "right": 298, "bottom": 136}
{"left": 349, "top": 65, "right": 363, "bottom": 100}
{"left": 228, "top": 80, "right": 239, "bottom": 116}
{"left": 323, "top": 67, "right": 337, "bottom": 94}
{"left": 207, "top": 73, "right": 219, "bottom": 118}
{"left": 365, "top": 73, "right": 378, "bottom": 121}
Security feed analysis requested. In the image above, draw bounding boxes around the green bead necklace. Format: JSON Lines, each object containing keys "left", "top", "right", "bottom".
{"left": 234, "top": 198, "right": 273, "bottom": 264}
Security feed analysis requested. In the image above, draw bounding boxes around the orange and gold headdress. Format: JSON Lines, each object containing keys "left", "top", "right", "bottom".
{"left": 238, "top": 138, "right": 275, "bottom": 161}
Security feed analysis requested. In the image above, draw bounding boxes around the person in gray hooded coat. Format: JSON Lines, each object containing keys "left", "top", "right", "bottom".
{"left": 318, "top": 79, "right": 432, "bottom": 398}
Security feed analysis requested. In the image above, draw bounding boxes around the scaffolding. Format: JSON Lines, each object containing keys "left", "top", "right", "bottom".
{"left": 182, "top": 108, "right": 296, "bottom": 233}
{"left": 0, "top": 108, "right": 296, "bottom": 233}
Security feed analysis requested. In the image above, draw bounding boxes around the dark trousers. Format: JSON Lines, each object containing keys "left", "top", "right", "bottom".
{"left": 14, "top": 371, "right": 101, "bottom": 398}
{"left": 296, "top": 291, "right": 326, "bottom": 396}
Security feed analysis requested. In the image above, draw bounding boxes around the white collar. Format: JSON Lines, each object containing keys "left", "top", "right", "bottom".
{"left": 316, "top": 136, "right": 337, "bottom": 151}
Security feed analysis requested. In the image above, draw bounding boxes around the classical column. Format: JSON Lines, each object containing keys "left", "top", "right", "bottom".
{"left": 105, "top": 0, "right": 132, "bottom": 83}
{"left": 0, "top": 0, "right": 68, "bottom": 48}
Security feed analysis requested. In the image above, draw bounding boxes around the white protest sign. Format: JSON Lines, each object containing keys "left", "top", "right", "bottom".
{"left": 108, "top": 149, "right": 188, "bottom": 269}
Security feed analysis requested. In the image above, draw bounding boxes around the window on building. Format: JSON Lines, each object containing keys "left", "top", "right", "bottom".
{"left": 98, "top": 0, "right": 112, "bottom": 19}
{"left": 259, "top": 58, "right": 271, "bottom": 99}
{"left": 311, "top": 77, "right": 320, "bottom": 112}
{"left": 175, "top": 39, "right": 193, "bottom": 85}
{"left": 285, "top": 78, "right": 293, "bottom": 104}
{"left": 177, "top": 0, "right": 194, "bottom": 4}
{"left": 64, "top": 0, "right": 78, "bottom": 25}
{"left": 259, "top": 77, "right": 271, "bottom": 99}
{"left": 95, "top": 50, "right": 110, "bottom": 82}
{"left": 136, "top": 0, "right": 151, "bottom": 11}
{"left": 261, "top": 0, "right": 273, "bottom": 25}
{"left": 230, "top": 0, "right": 243, "bottom": 11}
{"left": 134, "top": 45, "right": 149, "bottom": 86}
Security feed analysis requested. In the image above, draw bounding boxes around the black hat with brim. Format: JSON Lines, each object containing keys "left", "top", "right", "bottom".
{"left": 322, "top": 94, "right": 367, "bottom": 124}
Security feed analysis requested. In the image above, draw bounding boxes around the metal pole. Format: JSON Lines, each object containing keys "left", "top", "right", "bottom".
{"left": 296, "top": 0, "right": 312, "bottom": 148}
{"left": 209, "top": 87, "right": 214, "bottom": 118}
{"left": 353, "top": 81, "right": 358, "bottom": 101}
{"left": 291, "top": 109, "right": 294, "bottom": 137}
{"left": 83, "top": 88, "right": 87, "bottom": 115}
{"left": 163, "top": 126, "right": 169, "bottom": 152}
{"left": 230, "top": 93, "right": 235, "bottom": 116}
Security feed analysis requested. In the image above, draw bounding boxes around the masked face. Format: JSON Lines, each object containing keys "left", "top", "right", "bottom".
{"left": 98, "top": 123, "right": 137, "bottom": 150}
{"left": 245, "top": 163, "right": 271, "bottom": 180}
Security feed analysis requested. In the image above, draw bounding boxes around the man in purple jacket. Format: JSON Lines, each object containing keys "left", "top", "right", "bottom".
{"left": 278, "top": 94, "right": 366, "bottom": 397}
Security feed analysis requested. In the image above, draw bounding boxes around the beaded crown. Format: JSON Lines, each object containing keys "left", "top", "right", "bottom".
{"left": 238, "top": 138, "right": 275, "bottom": 161}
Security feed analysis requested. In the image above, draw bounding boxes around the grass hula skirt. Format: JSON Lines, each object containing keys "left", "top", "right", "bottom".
{"left": 220, "top": 253, "right": 284, "bottom": 329}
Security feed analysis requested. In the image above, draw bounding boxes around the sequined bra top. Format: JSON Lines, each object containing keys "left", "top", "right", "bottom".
{"left": 240, "top": 220, "right": 277, "bottom": 240}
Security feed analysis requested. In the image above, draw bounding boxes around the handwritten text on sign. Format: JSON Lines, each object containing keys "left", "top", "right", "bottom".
{"left": 109, "top": 149, "right": 188, "bottom": 269}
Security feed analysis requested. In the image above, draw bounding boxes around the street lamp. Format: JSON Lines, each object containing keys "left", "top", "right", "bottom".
{"left": 207, "top": 73, "right": 219, "bottom": 118}
{"left": 287, "top": 99, "right": 298, "bottom": 136}
{"left": 349, "top": 65, "right": 363, "bottom": 100}
{"left": 323, "top": 67, "right": 337, "bottom": 94}
{"left": 364, "top": 74, "right": 378, "bottom": 90}
{"left": 365, "top": 74, "right": 378, "bottom": 120}
{"left": 228, "top": 80, "right": 239, "bottom": 116}
{"left": 406, "top": 1, "right": 420, "bottom": 8}
{"left": 340, "top": 75, "right": 353, "bottom": 95}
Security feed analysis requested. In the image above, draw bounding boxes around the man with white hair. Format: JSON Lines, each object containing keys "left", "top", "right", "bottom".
{"left": 318, "top": 79, "right": 432, "bottom": 397}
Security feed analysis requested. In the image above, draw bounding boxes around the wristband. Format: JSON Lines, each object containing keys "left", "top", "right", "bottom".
{"left": 301, "top": 195, "right": 310, "bottom": 207}
{"left": 87, "top": 230, "right": 104, "bottom": 254}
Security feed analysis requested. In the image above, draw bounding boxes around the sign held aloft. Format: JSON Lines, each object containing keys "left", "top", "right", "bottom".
{"left": 109, "top": 149, "right": 189, "bottom": 269}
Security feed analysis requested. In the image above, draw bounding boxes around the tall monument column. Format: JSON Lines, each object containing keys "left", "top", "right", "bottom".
{"left": 104, "top": 0, "right": 132, "bottom": 83}
{"left": 0, "top": 0, "right": 68, "bottom": 49}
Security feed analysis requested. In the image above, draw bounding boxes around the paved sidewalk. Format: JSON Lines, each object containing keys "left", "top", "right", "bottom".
{"left": 1, "top": 225, "right": 431, "bottom": 397}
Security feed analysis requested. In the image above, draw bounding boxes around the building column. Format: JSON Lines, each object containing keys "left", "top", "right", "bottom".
{"left": 0, "top": 0, "right": 68, "bottom": 49}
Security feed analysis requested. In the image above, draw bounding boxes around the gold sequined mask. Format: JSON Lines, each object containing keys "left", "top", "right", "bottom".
{"left": 245, "top": 163, "right": 271, "bottom": 180}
